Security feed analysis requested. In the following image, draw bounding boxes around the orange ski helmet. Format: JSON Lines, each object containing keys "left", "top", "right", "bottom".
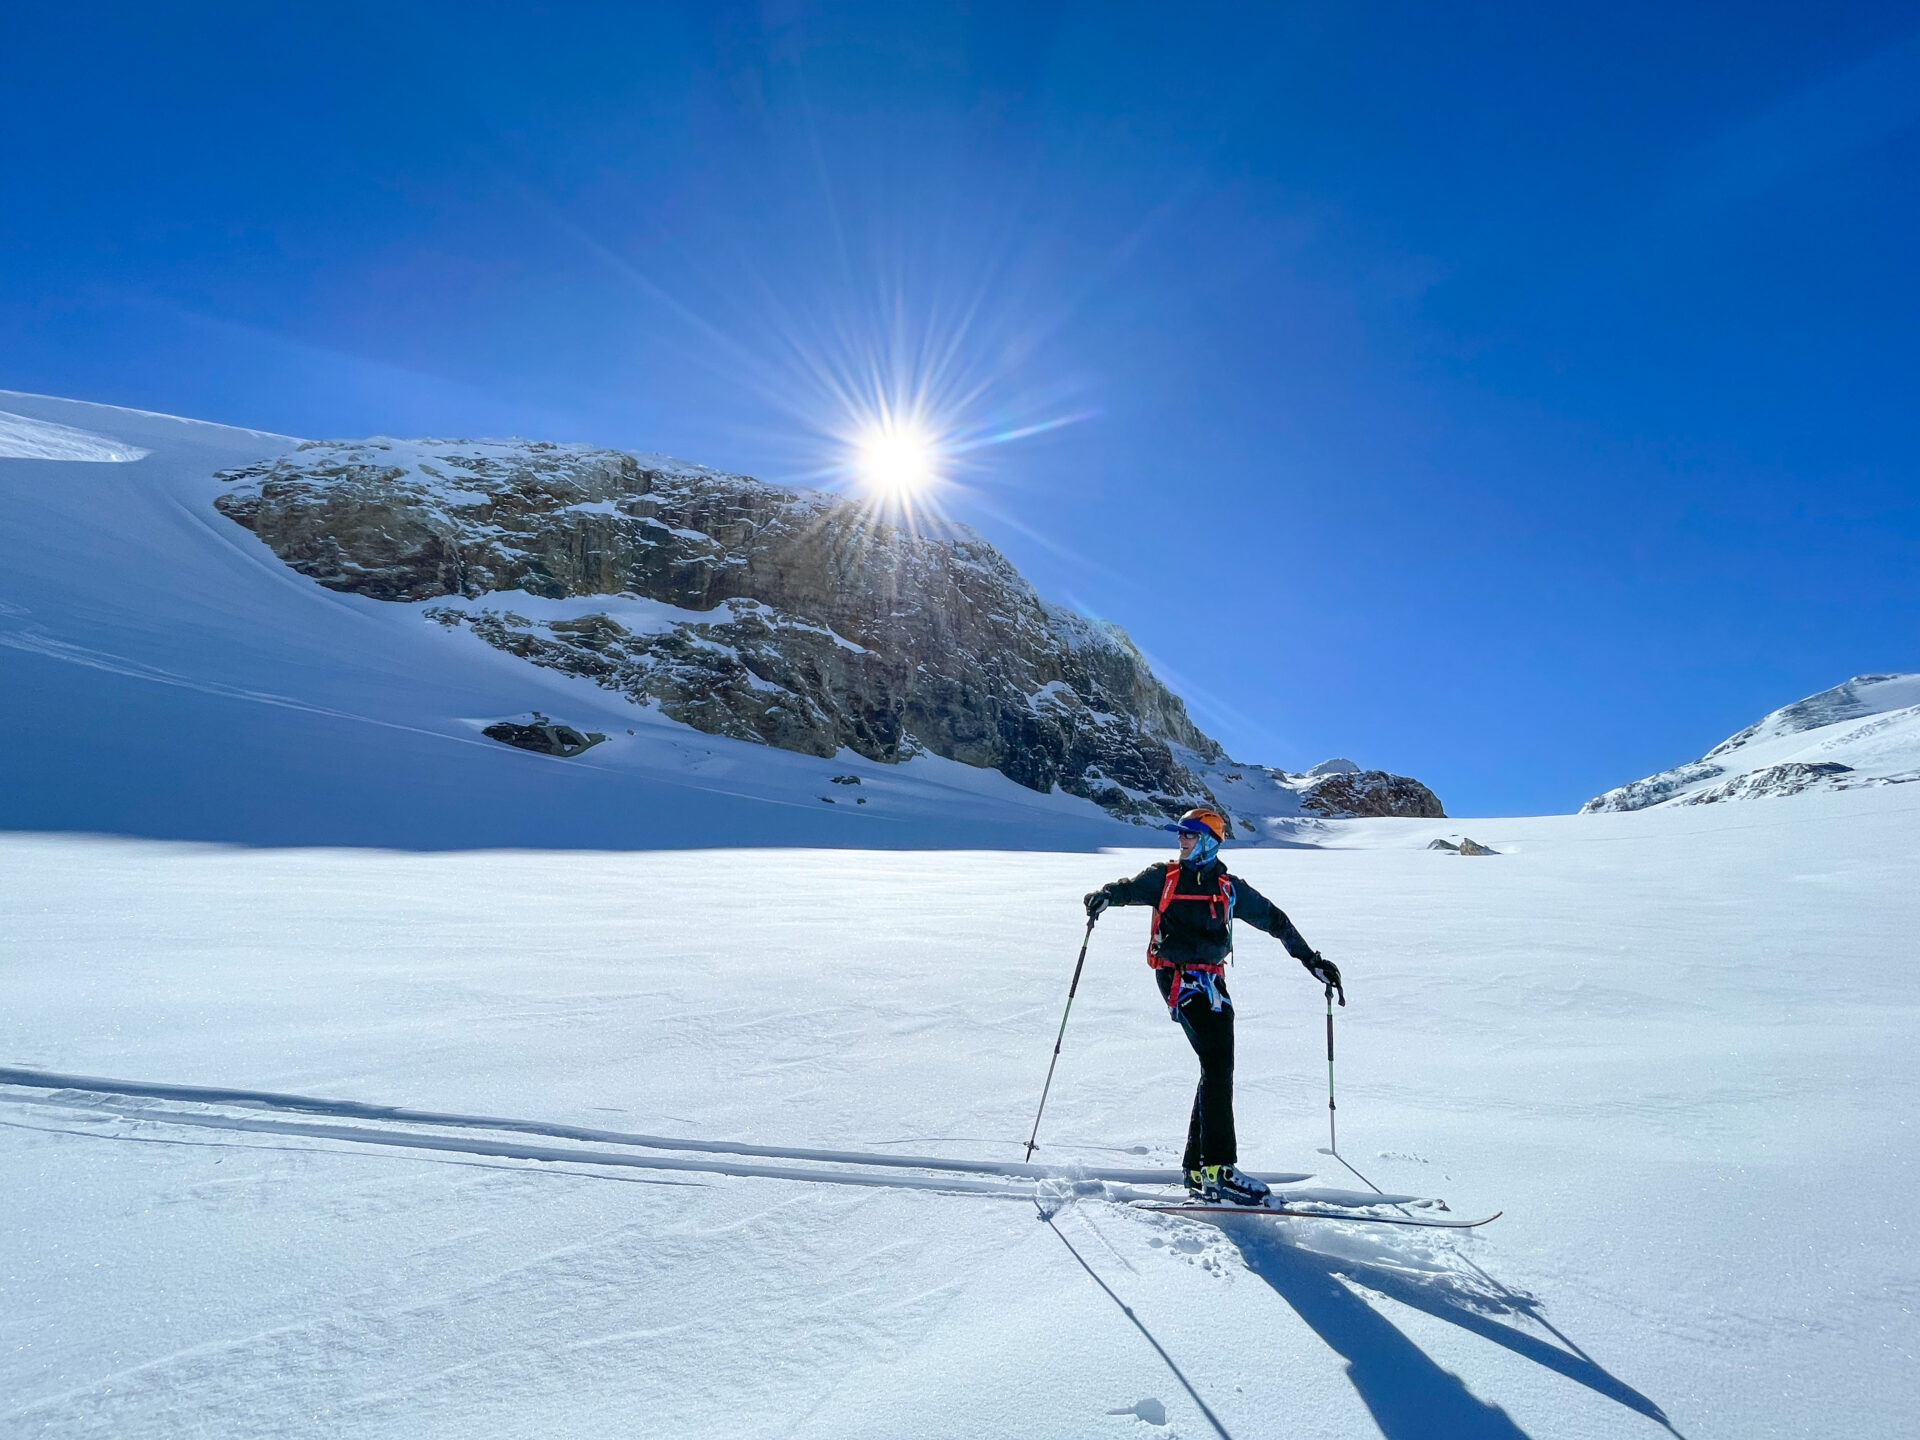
{"left": 1165, "top": 806, "right": 1227, "bottom": 842}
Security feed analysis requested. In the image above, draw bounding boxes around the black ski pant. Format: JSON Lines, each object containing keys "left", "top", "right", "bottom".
{"left": 1156, "top": 967, "right": 1236, "bottom": 1170}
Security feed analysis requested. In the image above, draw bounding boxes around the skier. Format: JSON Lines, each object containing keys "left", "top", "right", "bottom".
{"left": 1084, "top": 806, "right": 1343, "bottom": 1205}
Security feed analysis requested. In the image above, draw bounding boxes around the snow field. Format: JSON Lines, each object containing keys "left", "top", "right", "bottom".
{"left": 5, "top": 785, "right": 1917, "bottom": 1437}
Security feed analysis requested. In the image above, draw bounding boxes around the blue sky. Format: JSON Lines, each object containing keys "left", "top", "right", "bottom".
{"left": 4, "top": 2, "right": 1915, "bottom": 815}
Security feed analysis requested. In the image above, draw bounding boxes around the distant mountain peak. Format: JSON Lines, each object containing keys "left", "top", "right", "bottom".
{"left": 1582, "top": 673, "right": 1920, "bottom": 813}
{"left": 1305, "top": 757, "right": 1361, "bottom": 777}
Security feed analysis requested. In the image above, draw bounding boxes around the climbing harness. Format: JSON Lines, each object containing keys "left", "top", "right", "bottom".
{"left": 1148, "top": 862, "right": 1237, "bottom": 1016}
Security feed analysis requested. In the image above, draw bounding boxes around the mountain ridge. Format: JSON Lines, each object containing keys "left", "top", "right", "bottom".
{"left": 1581, "top": 673, "right": 1920, "bottom": 812}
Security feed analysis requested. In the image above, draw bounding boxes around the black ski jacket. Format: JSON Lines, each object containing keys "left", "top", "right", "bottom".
{"left": 1094, "top": 859, "right": 1319, "bottom": 969}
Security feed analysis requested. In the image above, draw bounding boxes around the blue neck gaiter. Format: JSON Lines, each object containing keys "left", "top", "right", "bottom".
{"left": 1183, "top": 834, "right": 1220, "bottom": 868}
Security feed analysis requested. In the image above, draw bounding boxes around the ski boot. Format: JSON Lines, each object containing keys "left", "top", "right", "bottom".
{"left": 1199, "top": 1164, "right": 1271, "bottom": 1206}
{"left": 1184, "top": 1166, "right": 1206, "bottom": 1196}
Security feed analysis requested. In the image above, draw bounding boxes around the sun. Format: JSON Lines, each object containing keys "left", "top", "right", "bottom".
{"left": 853, "top": 421, "right": 940, "bottom": 502}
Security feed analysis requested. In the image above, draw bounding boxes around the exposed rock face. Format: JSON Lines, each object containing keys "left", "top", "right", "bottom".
{"left": 214, "top": 438, "right": 1229, "bottom": 824}
{"left": 1580, "top": 761, "right": 1726, "bottom": 814}
{"left": 1457, "top": 836, "right": 1498, "bottom": 855}
{"left": 1297, "top": 770, "right": 1446, "bottom": 819}
{"left": 1679, "top": 761, "right": 1853, "bottom": 805}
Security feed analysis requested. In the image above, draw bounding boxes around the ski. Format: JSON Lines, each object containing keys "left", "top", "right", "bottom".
{"left": 1131, "top": 1200, "right": 1501, "bottom": 1229}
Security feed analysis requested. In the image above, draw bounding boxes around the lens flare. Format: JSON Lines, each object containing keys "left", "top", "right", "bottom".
{"left": 854, "top": 421, "right": 940, "bottom": 500}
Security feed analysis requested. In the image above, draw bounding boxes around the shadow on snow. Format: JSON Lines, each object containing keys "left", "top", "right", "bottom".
{"left": 1225, "top": 1222, "right": 1681, "bottom": 1440}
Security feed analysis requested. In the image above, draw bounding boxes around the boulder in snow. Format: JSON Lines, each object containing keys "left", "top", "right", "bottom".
{"left": 483, "top": 715, "right": 607, "bottom": 758}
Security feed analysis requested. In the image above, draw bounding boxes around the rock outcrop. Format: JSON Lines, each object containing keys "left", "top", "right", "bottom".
{"left": 211, "top": 436, "right": 1446, "bottom": 829}
{"left": 213, "top": 438, "right": 1232, "bottom": 824}
{"left": 1679, "top": 761, "right": 1853, "bottom": 805}
{"left": 1426, "top": 836, "right": 1497, "bottom": 853}
{"left": 1296, "top": 769, "right": 1445, "bottom": 819}
{"left": 482, "top": 714, "right": 607, "bottom": 758}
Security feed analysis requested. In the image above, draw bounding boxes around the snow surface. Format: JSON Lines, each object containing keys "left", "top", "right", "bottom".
{"left": 1582, "top": 675, "right": 1920, "bottom": 812}
{"left": 4, "top": 791, "right": 1918, "bottom": 1437}
{"left": 4, "top": 392, "right": 1917, "bottom": 1437}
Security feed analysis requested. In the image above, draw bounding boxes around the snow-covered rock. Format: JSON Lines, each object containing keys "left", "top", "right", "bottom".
{"left": 210, "top": 436, "right": 1235, "bottom": 825}
{"left": 209, "top": 434, "right": 1444, "bottom": 830}
{"left": 1296, "top": 767, "right": 1444, "bottom": 818}
{"left": 1582, "top": 673, "right": 1920, "bottom": 812}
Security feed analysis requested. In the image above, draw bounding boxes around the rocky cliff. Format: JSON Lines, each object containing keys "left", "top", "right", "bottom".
{"left": 212, "top": 436, "right": 1443, "bottom": 829}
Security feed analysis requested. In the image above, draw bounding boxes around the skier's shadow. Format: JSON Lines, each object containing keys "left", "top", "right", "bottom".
{"left": 1222, "top": 1224, "right": 1681, "bottom": 1440}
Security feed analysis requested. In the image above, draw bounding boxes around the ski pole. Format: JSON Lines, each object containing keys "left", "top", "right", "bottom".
{"left": 1325, "top": 984, "right": 1338, "bottom": 1156}
{"left": 1024, "top": 915, "right": 1097, "bottom": 1161}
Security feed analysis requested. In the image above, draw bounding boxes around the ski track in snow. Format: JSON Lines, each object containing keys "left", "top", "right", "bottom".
{"left": 0, "top": 1067, "right": 1292, "bottom": 1188}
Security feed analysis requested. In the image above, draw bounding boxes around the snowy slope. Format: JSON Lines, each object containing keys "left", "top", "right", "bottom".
{"left": 1582, "top": 673, "right": 1920, "bottom": 812}
{"left": 4, "top": 789, "right": 1918, "bottom": 1437}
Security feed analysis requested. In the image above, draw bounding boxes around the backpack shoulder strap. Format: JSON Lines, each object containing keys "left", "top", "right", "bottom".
{"left": 1147, "top": 862, "right": 1181, "bottom": 962}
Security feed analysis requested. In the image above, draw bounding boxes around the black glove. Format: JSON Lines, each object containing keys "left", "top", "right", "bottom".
{"left": 1305, "top": 952, "right": 1344, "bottom": 1004}
{"left": 1083, "top": 891, "right": 1110, "bottom": 921}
